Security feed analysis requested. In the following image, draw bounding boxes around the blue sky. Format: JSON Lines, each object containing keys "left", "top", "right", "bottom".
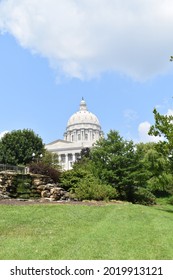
{"left": 0, "top": 0, "right": 173, "bottom": 144}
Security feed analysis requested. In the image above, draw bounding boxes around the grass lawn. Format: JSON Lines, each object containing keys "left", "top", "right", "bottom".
{"left": 0, "top": 202, "right": 173, "bottom": 260}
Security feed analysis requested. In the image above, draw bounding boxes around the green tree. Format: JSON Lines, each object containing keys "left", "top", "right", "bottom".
{"left": 148, "top": 107, "right": 173, "bottom": 173}
{"left": 135, "top": 142, "right": 173, "bottom": 196}
{"left": 0, "top": 129, "right": 44, "bottom": 165}
{"left": 90, "top": 130, "right": 138, "bottom": 200}
{"left": 148, "top": 108, "right": 173, "bottom": 153}
{"left": 42, "top": 150, "right": 59, "bottom": 168}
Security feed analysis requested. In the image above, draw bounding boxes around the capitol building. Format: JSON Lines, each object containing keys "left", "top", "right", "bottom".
{"left": 46, "top": 98, "right": 104, "bottom": 170}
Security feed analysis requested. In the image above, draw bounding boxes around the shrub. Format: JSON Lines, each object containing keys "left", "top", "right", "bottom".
{"left": 60, "top": 169, "right": 86, "bottom": 191}
{"left": 60, "top": 165, "right": 117, "bottom": 201}
{"left": 133, "top": 187, "right": 156, "bottom": 205}
{"left": 147, "top": 173, "right": 173, "bottom": 197}
{"left": 168, "top": 195, "right": 173, "bottom": 205}
{"left": 72, "top": 179, "right": 117, "bottom": 201}
{"left": 29, "top": 162, "right": 61, "bottom": 183}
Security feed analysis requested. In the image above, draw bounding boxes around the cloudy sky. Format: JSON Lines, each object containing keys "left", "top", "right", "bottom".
{"left": 0, "top": 0, "right": 173, "bottom": 144}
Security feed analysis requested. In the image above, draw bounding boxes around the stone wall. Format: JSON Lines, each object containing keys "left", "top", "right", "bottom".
{"left": 0, "top": 172, "right": 69, "bottom": 201}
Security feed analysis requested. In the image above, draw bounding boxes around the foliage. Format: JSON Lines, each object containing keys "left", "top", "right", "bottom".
{"left": 80, "top": 147, "right": 91, "bottom": 159}
{"left": 5, "top": 174, "right": 32, "bottom": 199}
{"left": 65, "top": 131, "right": 163, "bottom": 204}
{"left": 29, "top": 162, "right": 61, "bottom": 183}
{"left": 149, "top": 108, "right": 173, "bottom": 141}
{"left": 133, "top": 188, "right": 156, "bottom": 205}
{"left": 41, "top": 150, "right": 59, "bottom": 167}
{"left": 59, "top": 158, "right": 92, "bottom": 190}
{"left": 135, "top": 142, "right": 173, "bottom": 196}
{"left": 148, "top": 108, "right": 173, "bottom": 159}
{"left": 147, "top": 173, "right": 173, "bottom": 196}
{"left": 72, "top": 179, "right": 117, "bottom": 201}
{"left": 168, "top": 195, "right": 173, "bottom": 205}
{"left": 60, "top": 168, "right": 86, "bottom": 191}
{"left": 90, "top": 130, "right": 139, "bottom": 200}
{"left": 0, "top": 129, "right": 44, "bottom": 165}
{"left": 60, "top": 158, "right": 117, "bottom": 200}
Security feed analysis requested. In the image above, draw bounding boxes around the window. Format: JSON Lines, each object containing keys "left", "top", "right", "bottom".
{"left": 60, "top": 154, "right": 65, "bottom": 163}
{"left": 68, "top": 154, "right": 73, "bottom": 161}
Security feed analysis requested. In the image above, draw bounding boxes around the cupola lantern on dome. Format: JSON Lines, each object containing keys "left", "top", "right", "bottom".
{"left": 64, "top": 98, "right": 103, "bottom": 144}
{"left": 79, "top": 97, "right": 87, "bottom": 111}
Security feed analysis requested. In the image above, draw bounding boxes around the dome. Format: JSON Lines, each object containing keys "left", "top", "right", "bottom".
{"left": 64, "top": 98, "right": 103, "bottom": 144}
{"left": 67, "top": 98, "right": 101, "bottom": 128}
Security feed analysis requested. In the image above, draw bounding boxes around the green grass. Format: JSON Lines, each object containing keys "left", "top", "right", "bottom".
{"left": 0, "top": 202, "right": 173, "bottom": 260}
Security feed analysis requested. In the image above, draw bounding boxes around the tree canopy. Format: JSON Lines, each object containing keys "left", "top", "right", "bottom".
{"left": 90, "top": 130, "right": 139, "bottom": 200}
{"left": 0, "top": 129, "right": 44, "bottom": 165}
{"left": 149, "top": 108, "right": 173, "bottom": 156}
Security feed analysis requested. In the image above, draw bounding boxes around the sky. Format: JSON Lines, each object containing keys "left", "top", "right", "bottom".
{"left": 0, "top": 0, "right": 173, "bottom": 145}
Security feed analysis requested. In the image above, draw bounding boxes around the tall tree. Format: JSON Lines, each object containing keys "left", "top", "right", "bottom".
{"left": 90, "top": 130, "right": 138, "bottom": 200}
{"left": 148, "top": 108, "right": 173, "bottom": 156}
{"left": 0, "top": 129, "right": 44, "bottom": 165}
{"left": 135, "top": 142, "right": 173, "bottom": 195}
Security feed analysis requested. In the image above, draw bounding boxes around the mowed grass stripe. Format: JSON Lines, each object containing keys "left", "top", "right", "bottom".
{"left": 0, "top": 203, "right": 173, "bottom": 259}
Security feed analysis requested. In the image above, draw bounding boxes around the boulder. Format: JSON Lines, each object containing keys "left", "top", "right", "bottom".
{"left": 41, "top": 190, "right": 50, "bottom": 198}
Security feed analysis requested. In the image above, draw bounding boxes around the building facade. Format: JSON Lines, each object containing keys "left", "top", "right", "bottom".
{"left": 46, "top": 98, "right": 103, "bottom": 170}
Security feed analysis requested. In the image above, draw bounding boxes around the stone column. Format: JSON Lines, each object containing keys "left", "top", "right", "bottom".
{"left": 72, "top": 153, "right": 76, "bottom": 163}
{"left": 65, "top": 153, "right": 68, "bottom": 170}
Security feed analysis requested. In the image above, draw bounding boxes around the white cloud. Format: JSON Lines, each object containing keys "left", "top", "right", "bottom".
{"left": 0, "top": 130, "right": 8, "bottom": 139}
{"left": 137, "top": 107, "right": 173, "bottom": 143}
{"left": 0, "top": 0, "right": 173, "bottom": 80}
{"left": 137, "top": 121, "right": 161, "bottom": 143}
{"left": 166, "top": 109, "right": 173, "bottom": 116}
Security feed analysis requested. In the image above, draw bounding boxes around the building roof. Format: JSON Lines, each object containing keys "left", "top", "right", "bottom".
{"left": 66, "top": 98, "right": 101, "bottom": 129}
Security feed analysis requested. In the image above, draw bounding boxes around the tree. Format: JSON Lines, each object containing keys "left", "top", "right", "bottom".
{"left": 0, "top": 129, "right": 44, "bottom": 165}
{"left": 41, "top": 150, "right": 59, "bottom": 168}
{"left": 148, "top": 108, "right": 173, "bottom": 194}
{"left": 149, "top": 108, "right": 173, "bottom": 150}
{"left": 90, "top": 130, "right": 138, "bottom": 200}
{"left": 135, "top": 142, "right": 173, "bottom": 196}
{"left": 148, "top": 108, "right": 173, "bottom": 169}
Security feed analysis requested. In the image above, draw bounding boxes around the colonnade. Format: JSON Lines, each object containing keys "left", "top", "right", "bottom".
{"left": 64, "top": 129, "right": 101, "bottom": 143}
{"left": 58, "top": 152, "right": 80, "bottom": 170}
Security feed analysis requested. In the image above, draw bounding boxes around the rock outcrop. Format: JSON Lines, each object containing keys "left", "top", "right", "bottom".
{"left": 0, "top": 172, "right": 69, "bottom": 201}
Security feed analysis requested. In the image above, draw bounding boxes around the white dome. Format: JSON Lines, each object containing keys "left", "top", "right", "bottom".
{"left": 67, "top": 99, "right": 101, "bottom": 128}
{"left": 64, "top": 98, "right": 103, "bottom": 144}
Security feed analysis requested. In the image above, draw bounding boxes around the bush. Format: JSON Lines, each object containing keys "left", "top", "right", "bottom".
{"left": 29, "top": 162, "right": 61, "bottom": 183}
{"left": 60, "top": 165, "right": 117, "bottom": 201}
{"left": 168, "top": 195, "right": 173, "bottom": 205}
{"left": 133, "top": 187, "right": 156, "bottom": 205}
{"left": 147, "top": 173, "right": 173, "bottom": 197}
{"left": 72, "top": 179, "right": 117, "bottom": 201}
{"left": 60, "top": 169, "right": 86, "bottom": 191}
